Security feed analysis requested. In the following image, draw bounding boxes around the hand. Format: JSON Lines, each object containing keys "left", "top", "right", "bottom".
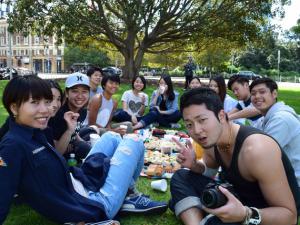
{"left": 113, "top": 126, "right": 127, "bottom": 136}
{"left": 63, "top": 111, "right": 80, "bottom": 133}
{"left": 172, "top": 137, "right": 196, "bottom": 169}
{"left": 154, "top": 106, "right": 161, "bottom": 113}
{"left": 140, "top": 94, "right": 146, "bottom": 104}
{"left": 203, "top": 186, "right": 246, "bottom": 223}
{"left": 131, "top": 115, "right": 138, "bottom": 125}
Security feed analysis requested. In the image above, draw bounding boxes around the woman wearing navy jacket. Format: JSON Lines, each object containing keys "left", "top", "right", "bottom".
{"left": 0, "top": 76, "right": 167, "bottom": 224}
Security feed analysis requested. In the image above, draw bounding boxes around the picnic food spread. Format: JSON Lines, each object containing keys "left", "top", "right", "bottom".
{"left": 140, "top": 129, "right": 189, "bottom": 178}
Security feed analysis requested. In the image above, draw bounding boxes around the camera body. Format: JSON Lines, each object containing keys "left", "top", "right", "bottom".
{"left": 201, "top": 182, "right": 235, "bottom": 209}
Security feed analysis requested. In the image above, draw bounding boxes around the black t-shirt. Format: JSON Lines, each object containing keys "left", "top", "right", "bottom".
{"left": 48, "top": 103, "right": 87, "bottom": 145}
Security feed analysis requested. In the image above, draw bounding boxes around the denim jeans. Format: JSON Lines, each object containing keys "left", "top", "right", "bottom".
{"left": 139, "top": 108, "right": 181, "bottom": 127}
{"left": 85, "top": 132, "right": 144, "bottom": 219}
{"left": 112, "top": 109, "right": 132, "bottom": 122}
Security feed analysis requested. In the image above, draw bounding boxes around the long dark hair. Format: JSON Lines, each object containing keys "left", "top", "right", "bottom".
{"left": 209, "top": 75, "right": 226, "bottom": 103}
{"left": 160, "top": 74, "right": 175, "bottom": 101}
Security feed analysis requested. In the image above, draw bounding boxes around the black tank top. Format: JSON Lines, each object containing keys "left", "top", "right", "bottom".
{"left": 214, "top": 125, "right": 300, "bottom": 213}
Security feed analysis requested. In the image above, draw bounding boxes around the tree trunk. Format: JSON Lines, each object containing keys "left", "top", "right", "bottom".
{"left": 122, "top": 47, "right": 145, "bottom": 80}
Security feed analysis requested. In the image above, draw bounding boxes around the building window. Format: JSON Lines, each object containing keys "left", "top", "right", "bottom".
{"left": 16, "top": 36, "right": 20, "bottom": 45}
{"left": 0, "top": 27, "right": 5, "bottom": 34}
{"left": 34, "top": 36, "right": 39, "bottom": 44}
{"left": 24, "top": 36, "right": 29, "bottom": 45}
{"left": 0, "top": 37, "right": 5, "bottom": 46}
{"left": 25, "top": 49, "right": 28, "bottom": 55}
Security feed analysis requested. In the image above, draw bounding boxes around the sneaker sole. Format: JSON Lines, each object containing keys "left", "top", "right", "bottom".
{"left": 119, "top": 205, "right": 168, "bottom": 216}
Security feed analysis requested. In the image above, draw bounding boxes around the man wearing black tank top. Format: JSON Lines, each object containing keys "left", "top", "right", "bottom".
{"left": 169, "top": 88, "right": 300, "bottom": 225}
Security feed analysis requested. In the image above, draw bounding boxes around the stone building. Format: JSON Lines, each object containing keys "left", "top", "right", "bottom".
{"left": 0, "top": 18, "right": 65, "bottom": 73}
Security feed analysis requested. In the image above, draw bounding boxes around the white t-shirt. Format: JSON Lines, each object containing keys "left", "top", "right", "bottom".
{"left": 224, "top": 94, "right": 237, "bottom": 113}
{"left": 121, "top": 90, "right": 149, "bottom": 116}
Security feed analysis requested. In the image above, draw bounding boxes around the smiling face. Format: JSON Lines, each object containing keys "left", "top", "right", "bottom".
{"left": 66, "top": 85, "right": 89, "bottom": 112}
{"left": 251, "top": 83, "right": 277, "bottom": 115}
{"left": 183, "top": 104, "right": 224, "bottom": 149}
{"left": 90, "top": 71, "right": 102, "bottom": 87}
{"left": 50, "top": 88, "right": 61, "bottom": 117}
{"left": 133, "top": 77, "right": 144, "bottom": 92}
{"left": 189, "top": 78, "right": 201, "bottom": 89}
{"left": 11, "top": 97, "right": 51, "bottom": 129}
{"left": 104, "top": 79, "right": 119, "bottom": 95}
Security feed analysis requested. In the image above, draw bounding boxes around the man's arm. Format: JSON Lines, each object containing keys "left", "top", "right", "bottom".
{"left": 242, "top": 135, "right": 297, "bottom": 225}
{"left": 204, "top": 134, "right": 297, "bottom": 225}
{"left": 228, "top": 107, "right": 261, "bottom": 121}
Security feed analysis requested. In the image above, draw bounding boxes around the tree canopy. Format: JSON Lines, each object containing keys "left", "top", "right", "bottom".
{"left": 8, "top": 0, "right": 288, "bottom": 78}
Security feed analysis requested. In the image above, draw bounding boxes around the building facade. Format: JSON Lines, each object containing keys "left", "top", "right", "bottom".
{"left": 0, "top": 19, "right": 65, "bottom": 73}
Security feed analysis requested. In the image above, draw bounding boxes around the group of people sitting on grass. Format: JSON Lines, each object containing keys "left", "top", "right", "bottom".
{"left": 0, "top": 68, "right": 300, "bottom": 225}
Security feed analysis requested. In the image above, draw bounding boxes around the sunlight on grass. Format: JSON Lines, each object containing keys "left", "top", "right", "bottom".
{"left": 1, "top": 79, "right": 300, "bottom": 225}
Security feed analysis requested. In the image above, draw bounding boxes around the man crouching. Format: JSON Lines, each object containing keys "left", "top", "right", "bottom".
{"left": 169, "top": 87, "right": 300, "bottom": 225}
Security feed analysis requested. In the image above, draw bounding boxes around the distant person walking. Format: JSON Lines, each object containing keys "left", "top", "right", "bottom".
{"left": 184, "top": 56, "right": 196, "bottom": 89}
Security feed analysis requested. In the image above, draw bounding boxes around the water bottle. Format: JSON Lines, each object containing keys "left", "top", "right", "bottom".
{"left": 67, "top": 153, "right": 77, "bottom": 167}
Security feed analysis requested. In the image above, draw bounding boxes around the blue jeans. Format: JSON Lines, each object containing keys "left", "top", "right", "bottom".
{"left": 85, "top": 132, "right": 144, "bottom": 219}
{"left": 139, "top": 108, "right": 181, "bottom": 127}
{"left": 112, "top": 109, "right": 132, "bottom": 122}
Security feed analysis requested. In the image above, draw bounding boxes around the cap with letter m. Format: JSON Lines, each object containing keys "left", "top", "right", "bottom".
{"left": 65, "top": 72, "right": 90, "bottom": 88}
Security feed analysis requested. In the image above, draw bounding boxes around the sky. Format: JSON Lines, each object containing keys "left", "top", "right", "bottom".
{"left": 272, "top": 0, "right": 300, "bottom": 30}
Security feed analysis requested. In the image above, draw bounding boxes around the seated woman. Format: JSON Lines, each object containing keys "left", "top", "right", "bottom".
{"left": 133, "top": 75, "right": 181, "bottom": 129}
{"left": 88, "top": 74, "right": 132, "bottom": 135}
{"left": 0, "top": 75, "right": 167, "bottom": 224}
{"left": 209, "top": 75, "right": 245, "bottom": 124}
{"left": 113, "top": 75, "right": 148, "bottom": 125}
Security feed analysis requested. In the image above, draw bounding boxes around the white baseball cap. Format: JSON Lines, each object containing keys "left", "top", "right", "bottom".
{"left": 65, "top": 72, "right": 90, "bottom": 88}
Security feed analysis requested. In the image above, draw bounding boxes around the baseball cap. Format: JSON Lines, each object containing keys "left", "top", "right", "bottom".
{"left": 65, "top": 72, "right": 90, "bottom": 88}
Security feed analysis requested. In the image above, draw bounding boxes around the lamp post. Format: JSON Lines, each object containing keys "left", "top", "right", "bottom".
{"left": 277, "top": 50, "right": 280, "bottom": 82}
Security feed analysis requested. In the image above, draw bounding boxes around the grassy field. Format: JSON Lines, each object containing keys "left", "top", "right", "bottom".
{"left": 1, "top": 79, "right": 300, "bottom": 225}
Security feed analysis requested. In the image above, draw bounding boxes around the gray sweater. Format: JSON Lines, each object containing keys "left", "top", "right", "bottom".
{"left": 261, "top": 102, "right": 300, "bottom": 186}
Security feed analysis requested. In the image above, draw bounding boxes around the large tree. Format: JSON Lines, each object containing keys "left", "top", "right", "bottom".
{"left": 8, "top": 0, "right": 287, "bottom": 78}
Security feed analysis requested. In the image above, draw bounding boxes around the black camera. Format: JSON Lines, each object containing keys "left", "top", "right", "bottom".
{"left": 201, "top": 182, "right": 235, "bottom": 209}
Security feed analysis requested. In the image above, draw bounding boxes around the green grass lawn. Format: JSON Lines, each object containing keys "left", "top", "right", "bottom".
{"left": 1, "top": 80, "right": 300, "bottom": 225}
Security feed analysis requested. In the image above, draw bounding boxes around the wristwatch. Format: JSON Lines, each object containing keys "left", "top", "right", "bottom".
{"left": 249, "top": 207, "right": 261, "bottom": 225}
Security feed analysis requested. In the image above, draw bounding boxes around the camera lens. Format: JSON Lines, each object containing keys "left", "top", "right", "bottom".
{"left": 201, "top": 190, "right": 217, "bottom": 208}
{"left": 201, "top": 188, "right": 227, "bottom": 209}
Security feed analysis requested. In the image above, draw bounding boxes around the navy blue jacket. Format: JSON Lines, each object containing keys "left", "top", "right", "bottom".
{"left": 0, "top": 121, "right": 108, "bottom": 224}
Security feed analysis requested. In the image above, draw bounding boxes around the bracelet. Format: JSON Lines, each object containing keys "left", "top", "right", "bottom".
{"left": 242, "top": 206, "right": 251, "bottom": 225}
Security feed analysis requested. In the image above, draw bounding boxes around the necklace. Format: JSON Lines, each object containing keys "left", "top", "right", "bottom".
{"left": 218, "top": 124, "right": 233, "bottom": 152}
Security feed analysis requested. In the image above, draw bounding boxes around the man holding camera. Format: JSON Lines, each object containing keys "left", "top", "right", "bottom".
{"left": 169, "top": 88, "right": 300, "bottom": 225}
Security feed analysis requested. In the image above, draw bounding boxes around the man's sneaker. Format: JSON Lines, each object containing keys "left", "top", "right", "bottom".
{"left": 170, "top": 123, "right": 181, "bottom": 129}
{"left": 120, "top": 194, "right": 168, "bottom": 215}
